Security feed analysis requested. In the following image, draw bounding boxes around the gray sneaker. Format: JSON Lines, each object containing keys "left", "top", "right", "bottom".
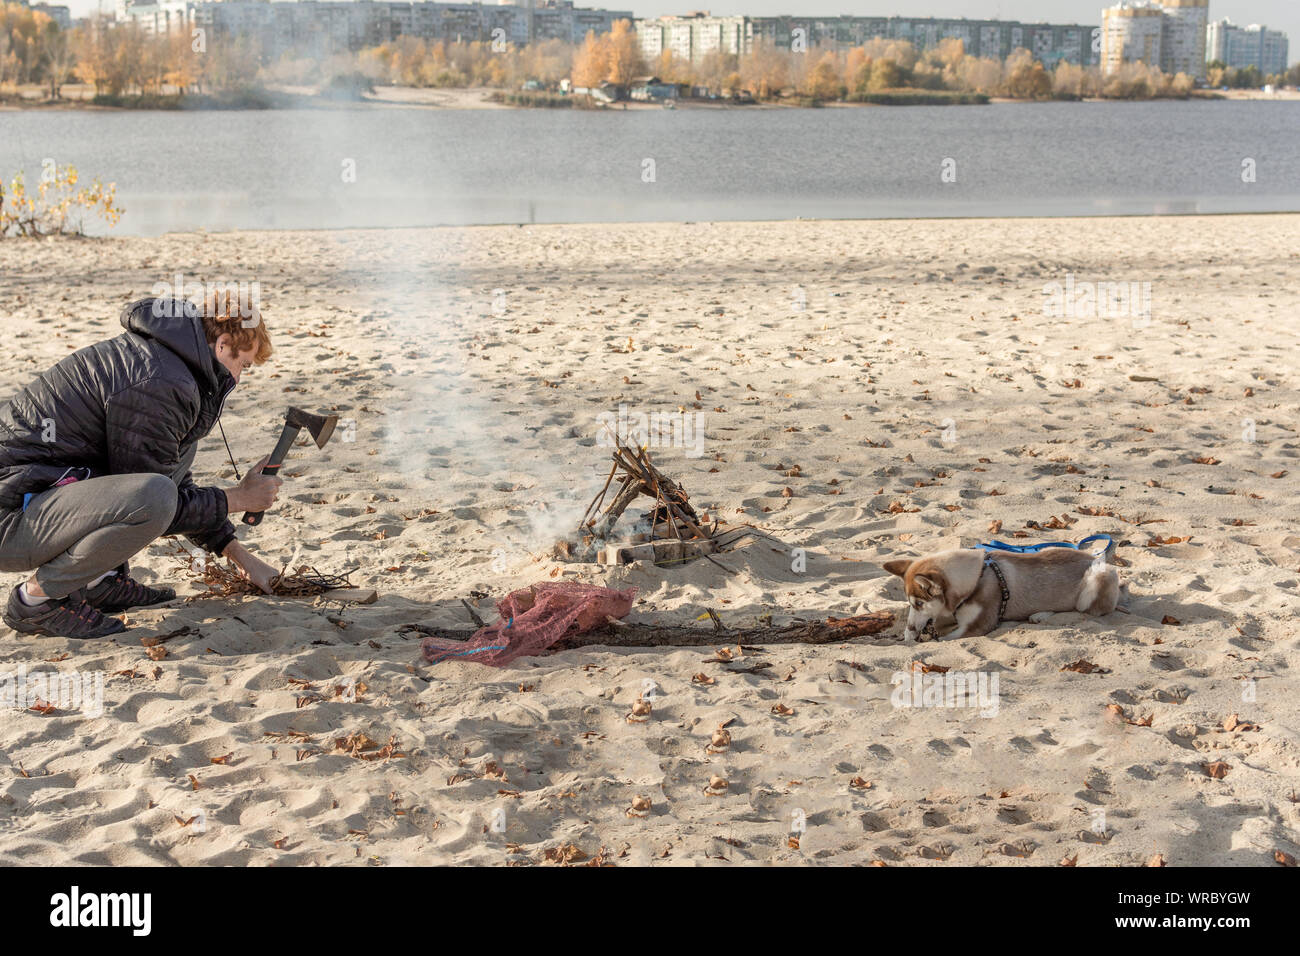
{"left": 3, "top": 586, "right": 127, "bottom": 639}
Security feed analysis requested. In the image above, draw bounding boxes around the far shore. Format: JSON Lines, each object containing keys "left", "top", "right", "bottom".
{"left": 4, "top": 82, "right": 1299, "bottom": 112}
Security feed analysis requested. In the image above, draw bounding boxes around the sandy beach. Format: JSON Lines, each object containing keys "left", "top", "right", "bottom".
{"left": 0, "top": 213, "right": 1297, "bottom": 866}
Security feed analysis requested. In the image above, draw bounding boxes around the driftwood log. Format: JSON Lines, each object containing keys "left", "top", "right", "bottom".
{"left": 402, "top": 609, "right": 895, "bottom": 649}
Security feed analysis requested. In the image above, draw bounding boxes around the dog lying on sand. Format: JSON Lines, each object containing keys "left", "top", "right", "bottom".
{"left": 883, "top": 547, "right": 1119, "bottom": 642}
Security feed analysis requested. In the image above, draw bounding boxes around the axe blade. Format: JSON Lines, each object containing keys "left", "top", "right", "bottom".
{"left": 284, "top": 407, "right": 339, "bottom": 448}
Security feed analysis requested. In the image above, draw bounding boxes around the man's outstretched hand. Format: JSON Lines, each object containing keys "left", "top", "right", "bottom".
{"left": 224, "top": 454, "right": 283, "bottom": 514}
{"left": 222, "top": 539, "right": 279, "bottom": 595}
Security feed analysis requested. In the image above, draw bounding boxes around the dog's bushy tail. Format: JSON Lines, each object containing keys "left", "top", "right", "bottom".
{"left": 1077, "top": 554, "right": 1119, "bottom": 615}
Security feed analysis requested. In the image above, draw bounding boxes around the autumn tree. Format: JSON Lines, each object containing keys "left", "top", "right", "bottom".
{"left": 805, "top": 50, "right": 843, "bottom": 101}
{"left": 42, "top": 21, "right": 73, "bottom": 98}
{"left": 1, "top": 2, "right": 52, "bottom": 86}
{"left": 1003, "top": 49, "right": 1051, "bottom": 98}
{"left": 740, "top": 40, "right": 789, "bottom": 100}
{"left": 570, "top": 29, "right": 608, "bottom": 90}
{"left": 72, "top": 18, "right": 117, "bottom": 94}
{"left": 845, "top": 47, "right": 870, "bottom": 92}
{"left": 867, "top": 57, "right": 903, "bottom": 91}
{"left": 604, "top": 19, "right": 640, "bottom": 87}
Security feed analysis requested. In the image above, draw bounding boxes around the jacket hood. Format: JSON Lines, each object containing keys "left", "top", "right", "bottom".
{"left": 119, "top": 297, "right": 228, "bottom": 394}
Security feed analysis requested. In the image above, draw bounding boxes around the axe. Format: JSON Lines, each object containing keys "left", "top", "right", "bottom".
{"left": 241, "top": 406, "right": 338, "bottom": 526}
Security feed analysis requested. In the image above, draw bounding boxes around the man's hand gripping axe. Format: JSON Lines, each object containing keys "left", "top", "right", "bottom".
{"left": 241, "top": 406, "right": 339, "bottom": 526}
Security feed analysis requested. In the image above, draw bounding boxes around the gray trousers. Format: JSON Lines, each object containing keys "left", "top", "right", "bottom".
{"left": 0, "top": 449, "right": 191, "bottom": 600}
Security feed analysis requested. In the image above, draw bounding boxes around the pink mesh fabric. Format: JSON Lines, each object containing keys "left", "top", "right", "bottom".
{"left": 421, "top": 582, "right": 638, "bottom": 667}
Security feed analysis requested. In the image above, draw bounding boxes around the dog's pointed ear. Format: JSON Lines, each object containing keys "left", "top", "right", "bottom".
{"left": 913, "top": 574, "right": 945, "bottom": 600}
{"left": 883, "top": 559, "right": 911, "bottom": 578}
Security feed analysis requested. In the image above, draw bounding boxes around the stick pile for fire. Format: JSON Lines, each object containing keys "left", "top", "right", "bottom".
{"left": 168, "top": 541, "right": 355, "bottom": 599}
{"left": 570, "top": 429, "right": 712, "bottom": 561}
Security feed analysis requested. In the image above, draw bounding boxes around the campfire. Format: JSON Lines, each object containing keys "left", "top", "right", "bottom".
{"left": 565, "top": 430, "right": 717, "bottom": 568}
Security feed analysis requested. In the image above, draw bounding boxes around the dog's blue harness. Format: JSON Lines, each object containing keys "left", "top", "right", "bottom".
{"left": 976, "top": 534, "right": 1114, "bottom": 557}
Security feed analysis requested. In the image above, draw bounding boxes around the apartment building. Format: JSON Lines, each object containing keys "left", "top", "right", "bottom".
{"left": 1101, "top": 1, "right": 1209, "bottom": 78}
{"left": 1159, "top": 0, "right": 1208, "bottom": 78}
{"left": 635, "top": 13, "right": 1100, "bottom": 68}
{"left": 1101, "top": 3, "right": 1165, "bottom": 74}
{"left": 1206, "top": 18, "right": 1289, "bottom": 75}
{"left": 119, "top": 0, "right": 632, "bottom": 57}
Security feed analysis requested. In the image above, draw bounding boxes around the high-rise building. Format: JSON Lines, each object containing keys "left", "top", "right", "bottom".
{"left": 1207, "top": 19, "right": 1289, "bottom": 76}
{"left": 1101, "top": 2, "right": 1164, "bottom": 74}
{"left": 1159, "top": 0, "right": 1208, "bottom": 78}
{"left": 635, "top": 13, "right": 749, "bottom": 63}
{"left": 1101, "top": 0, "right": 1209, "bottom": 78}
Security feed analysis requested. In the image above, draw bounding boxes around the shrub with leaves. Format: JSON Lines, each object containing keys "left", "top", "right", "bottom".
{"left": 0, "top": 164, "right": 123, "bottom": 237}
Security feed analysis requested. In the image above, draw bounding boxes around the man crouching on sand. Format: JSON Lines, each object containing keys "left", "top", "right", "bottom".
{"left": 0, "top": 292, "right": 284, "bottom": 639}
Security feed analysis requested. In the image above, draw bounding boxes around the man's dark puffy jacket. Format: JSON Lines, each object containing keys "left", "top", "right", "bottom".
{"left": 0, "top": 297, "right": 238, "bottom": 554}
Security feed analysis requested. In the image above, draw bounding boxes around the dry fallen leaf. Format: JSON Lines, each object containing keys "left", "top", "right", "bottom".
{"left": 1275, "top": 850, "right": 1297, "bottom": 868}
{"left": 1106, "top": 703, "right": 1152, "bottom": 727}
{"left": 911, "top": 661, "right": 949, "bottom": 674}
{"left": 770, "top": 703, "right": 794, "bottom": 717}
{"left": 1061, "top": 659, "right": 1108, "bottom": 674}
{"left": 1202, "top": 761, "right": 1231, "bottom": 779}
{"left": 706, "top": 727, "right": 732, "bottom": 753}
{"left": 1219, "top": 713, "right": 1260, "bottom": 733}
{"left": 540, "top": 842, "right": 587, "bottom": 868}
